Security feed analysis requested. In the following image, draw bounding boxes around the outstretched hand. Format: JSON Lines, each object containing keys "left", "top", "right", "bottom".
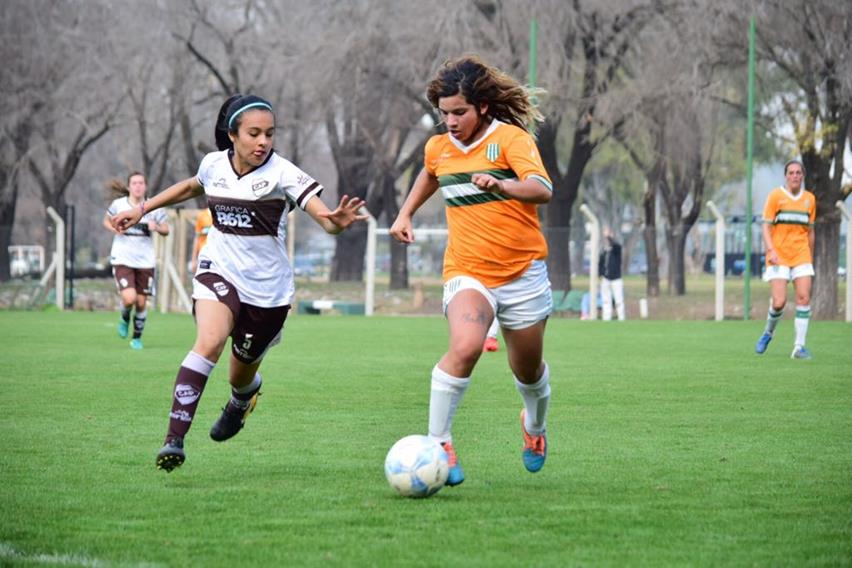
{"left": 316, "top": 195, "right": 370, "bottom": 230}
{"left": 111, "top": 208, "right": 143, "bottom": 234}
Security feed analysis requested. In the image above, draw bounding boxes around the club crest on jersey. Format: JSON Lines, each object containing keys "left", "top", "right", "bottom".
{"left": 486, "top": 143, "right": 500, "bottom": 162}
{"left": 213, "top": 177, "right": 229, "bottom": 189}
{"left": 252, "top": 179, "right": 269, "bottom": 195}
{"left": 175, "top": 385, "right": 200, "bottom": 405}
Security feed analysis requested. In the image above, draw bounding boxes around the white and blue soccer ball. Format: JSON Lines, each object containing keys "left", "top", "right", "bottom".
{"left": 384, "top": 435, "right": 449, "bottom": 498}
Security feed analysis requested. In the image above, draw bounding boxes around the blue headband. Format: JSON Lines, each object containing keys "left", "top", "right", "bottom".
{"left": 227, "top": 102, "right": 273, "bottom": 129}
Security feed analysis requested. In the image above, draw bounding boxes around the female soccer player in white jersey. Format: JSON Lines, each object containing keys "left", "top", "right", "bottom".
{"left": 112, "top": 94, "right": 368, "bottom": 471}
{"left": 390, "top": 56, "right": 554, "bottom": 486}
{"left": 102, "top": 172, "right": 169, "bottom": 350}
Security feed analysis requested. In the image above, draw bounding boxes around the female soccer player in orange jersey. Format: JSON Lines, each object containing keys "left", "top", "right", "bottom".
{"left": 390, "top": 56, "right": 553, "bottom": 486}
{"left": 755, "top": 160, "right": 816, "bottom": 359}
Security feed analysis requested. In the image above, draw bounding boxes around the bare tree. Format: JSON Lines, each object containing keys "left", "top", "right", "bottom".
{"left": 535, "top": 0, "right": 659, "bottom": 292}
{"left": 312, "top": 0, "right": 456, "bottom": 282}
{"left": 12, "top": 2, "right": 120, "bottom": 237}
{"left": 716, "top": 0, "right": 852, "bottom": 318}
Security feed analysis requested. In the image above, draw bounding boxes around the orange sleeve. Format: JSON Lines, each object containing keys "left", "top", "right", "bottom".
{"left": 808, "top": 192, "right": 817, "bottom": 224}
{"left": 504, "top": 129, "right": 551, "bottom": 187}
{"left": 762, "top": 190, "right": 778, "bottom": 224}
{"left": 424, "top": 135, "right": 442, "bottom": 176}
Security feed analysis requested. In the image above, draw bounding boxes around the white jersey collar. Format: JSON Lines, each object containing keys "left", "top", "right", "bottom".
{"left": 448, "top": 119, "right": 502, "bottom": 154}
{"left": 780, "top": 185, "right": 806, "bottom": 201}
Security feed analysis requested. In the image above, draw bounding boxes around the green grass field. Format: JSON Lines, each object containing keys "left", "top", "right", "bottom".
{"left": 1, "top": 311, "right": 850, "bottom": 567}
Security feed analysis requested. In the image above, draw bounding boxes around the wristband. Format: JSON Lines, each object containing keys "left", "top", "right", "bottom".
{"left": 139, "top": 201, "right": 146, "bottom": 215}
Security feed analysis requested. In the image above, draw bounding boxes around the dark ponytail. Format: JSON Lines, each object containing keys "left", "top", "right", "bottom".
{"left": 215, "top": 94, "right": 243, "bottom": 151}
{"left": 214, "top": 94, "right": 275, "bottom": 151}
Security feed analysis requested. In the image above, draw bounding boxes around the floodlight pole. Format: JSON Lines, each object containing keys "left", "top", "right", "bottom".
{"left": 707, "top": 201, "right": 726, "bottom": 321}
{"left": 837, "top": 201, "right": 851, "bottom": 322}
{"left": 529, "top": 18, "right": 537, "bottom": 90}
{"left": 744, "top": 15, "right": 756, "bottom": 320}
{"left": 579, "top": 204, "right": 600, "bottom": 321}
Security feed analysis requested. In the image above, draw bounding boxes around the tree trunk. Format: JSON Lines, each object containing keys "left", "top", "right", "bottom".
{"left": 379, "top": 171, "right": 408, "bottom": 291}
{"left": 544, "top": 129, "right": 591, "bottom": 291}
{"left": 330, "top": 220, "right": 368, "bottom": 281}
{"left": 0, "top": 202, "right": 15, "bottom": 281}
{"left": 642, "top": 182, "right": 660, "bottom": 297}
{"left": 666, "top": 224, "right": 687, "bottom": 295}
{"left": 811, "top": 213, "right": 840, "bottom": 319}
{"left": 546, "top": 183, "right": 575, "bottom": 291}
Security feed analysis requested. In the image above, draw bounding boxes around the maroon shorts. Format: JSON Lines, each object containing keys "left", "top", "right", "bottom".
{"left": 113, "top": 265, "right": 155, "bottom": 295}
{"left": 193, "top": 272, "right": 290, "bottom": 364}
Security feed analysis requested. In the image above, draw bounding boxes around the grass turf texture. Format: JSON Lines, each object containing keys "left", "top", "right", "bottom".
{"left": 0, "top": 311, "right": 850, "bottom": 566}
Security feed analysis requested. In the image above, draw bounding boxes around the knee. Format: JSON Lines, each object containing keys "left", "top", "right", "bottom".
{"left": 447, "top": 342, "right": 482, "bottom": 373}
{"left": 511, "top": 361, "right": 544, "bottom": 383}
{"left": 193, "top": 335, "right": 227, "bottom": 362}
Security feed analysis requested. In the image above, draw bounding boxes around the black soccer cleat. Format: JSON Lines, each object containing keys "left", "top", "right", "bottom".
{"left": 156, "top": 437, "right": 185, "bottom": 472}
{"left": 209, "top": 393, "right": 259, "bottom": 442}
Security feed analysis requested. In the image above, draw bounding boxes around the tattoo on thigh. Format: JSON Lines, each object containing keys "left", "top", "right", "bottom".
{"left": 461, "top": 310, "right": 490, "bottom": 327}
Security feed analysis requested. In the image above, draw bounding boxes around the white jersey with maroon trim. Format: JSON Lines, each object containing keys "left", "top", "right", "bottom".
{"left": 195, "top": 149, "right": 323, "bottom": 307}
{"left": 107, "top": 197, "right": 168, "bottom": 268}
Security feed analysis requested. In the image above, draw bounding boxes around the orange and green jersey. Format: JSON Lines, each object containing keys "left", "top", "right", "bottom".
{"left": 424, "top": 120, "right": 552, "bottom": 287}
{"left": 762, "top": 186, "right": 816, "bottom": 267}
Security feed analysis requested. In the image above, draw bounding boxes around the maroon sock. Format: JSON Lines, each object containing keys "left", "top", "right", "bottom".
{"left": 165, "top": 352, "right": 215, "bottom": 442}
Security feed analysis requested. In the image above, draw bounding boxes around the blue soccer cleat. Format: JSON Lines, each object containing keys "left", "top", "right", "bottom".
{"left": 755, "top": 332, "right": 773, "bottom": 354}
{"left": 441, "top": 441, "right": 465, "bottom": 486}
{"left": 791, "top": 346, "right": 812, "bottom": 360}
{"left": 130, "top": 338, "right": 143, "bottom": 350}
{"left": 118, "top": 319, "right": 129, "bottom": 339}
{"left": 520, "top": 409, "right": 547, "bottom": 473}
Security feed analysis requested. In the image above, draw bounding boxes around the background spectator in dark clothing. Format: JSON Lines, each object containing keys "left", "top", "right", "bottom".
{"left": 598, "top": 227, "right": 626, "bottom": 321}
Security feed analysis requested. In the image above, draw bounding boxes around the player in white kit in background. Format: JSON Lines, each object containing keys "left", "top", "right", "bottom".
{"left": 103, "top": 172, "right": 169, "bottom": 350}
{"left": 111, "top": 94, "right": 369, "bottom": 472}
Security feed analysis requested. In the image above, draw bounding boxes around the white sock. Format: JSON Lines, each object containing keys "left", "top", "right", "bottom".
{"left": 428, "top": 365, "right": 470, "bottom": 443}
{"left": 765, "top": 305, "right": 783, "bottom": 335}
{"left": 794, "top": 305, "right": 811, "bottom": 347}
{"left": 231, "top": 372, "right": 262, "bottom": 409}
{"left": 515, "top": 362, "right": 551, "bottom": 436}
{"left": 182, "top": 351, "right": 216, "bottom": 376}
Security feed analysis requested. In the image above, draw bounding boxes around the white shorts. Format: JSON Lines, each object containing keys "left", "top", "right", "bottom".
{"left": 442, "top": 260, "right": 552, "bottom": 330}
{"left": 762, "top": 263, "right": 815, "bottom": 282}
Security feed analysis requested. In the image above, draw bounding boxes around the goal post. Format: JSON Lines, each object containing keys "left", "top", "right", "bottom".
{"left": 706, "top": 200, "right": 726, "bottom": 321}
{"left": 578, "top": 204, "right": 600, "bottom": 321}
{"left": 42, "top": 206, "right": 65, "bottom": 310}
{"left": 364, "top": 216, "right": 448, "bottom": 316}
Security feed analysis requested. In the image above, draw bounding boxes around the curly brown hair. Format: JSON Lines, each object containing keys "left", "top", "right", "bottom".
{"left": 426, "top": 56, "right": 543, "bottom": 130}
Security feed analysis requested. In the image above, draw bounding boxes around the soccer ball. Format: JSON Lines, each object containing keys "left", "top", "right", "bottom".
{"left": 384, "top": 435, "right": 449, "bottom": 498}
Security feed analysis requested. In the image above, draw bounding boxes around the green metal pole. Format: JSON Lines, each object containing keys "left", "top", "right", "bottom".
{"left": 744, "top": 15, "right": 756, "bottom": 320}
{"left": 528, "top": 18, "right": 538, "bottom": 90}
